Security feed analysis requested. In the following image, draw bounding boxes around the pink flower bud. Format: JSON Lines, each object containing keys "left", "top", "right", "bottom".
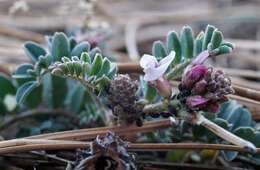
{"left": 186, "top": 95, "right": 209, "bottom": 109}
{"left": 154, "top": 77, "right": 172, "bottom": 98}
{"left": 182, "top": 65, "right": 207, "bottom": 89}
{"left": 192, "top": 79, "right": 207, "bottom": 94}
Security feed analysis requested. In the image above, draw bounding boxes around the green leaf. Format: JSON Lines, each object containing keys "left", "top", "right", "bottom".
{"left": 166, "top": 59, "right": 191, "bottom": 80}
{"left": 66, "top": 83, "right": 85, "bottom": 113}
{"left": 180, "top": 26, "right": 194, "bottom": 59}
{"left": 213, "top": 118, "right": 229, "bottom": 130}
{"left": 217, "top": 100, "right": 239, "bottom": 120}
{"left": 42, "top": 74, "right": 68, "bottom": 108}
{"left": 107, "top": 63, "right": 117, "bottom": 79}
{"left": 69, "top": 37, "right": 77, "bottom": 50}
{"left": 167, "top": 31, "right": 182, "bottom": 64}
{"left": 51, "top": 32, "right": 70, "bottom": 61}
{"left": 221, "top": 151, "right": 238, "bottom": 161}
{"left": 194, "top": 31, "right": 204, "bottom": 56}
{"left": 80, "top": 52, "right": 91, "bottom": 63}
{"left": 202, "top": 25, "right": 215, "bottom": 50}
{"left": 94, "top": 75, "right": 110, "bottom": 91}
{"left": 24, "top": 84, "right": 42, "bottom": 108}
{"left": 221, "top": 42, "right": 234, "bottom": 49}
{"left": 23, "top": 42, "right": 46, "bottom": 63}
{"left": 89, "top": 47, "right": 102, "bottom": 61}
{"left": 227, "top": 106, "right": 252, "bottom": 131}
{"left": 97, "top": 58, "right": 111, "bottom": 78}
{"left": 0, "top": 74, "right": 16, "bottom": 99}
{"left": 152, "top": 41, "right": 167, "bottom": 60}
{"left": 211, "top": 45, "right": 232, "bottom": 56}
{"left": 234, "top": 127, "right": 255, "bottom": 142}
{"left": 142, "top": 80, "right": 157, "bottom": 103}
{"left": 210, "top": 30, "right": 223, "bottom": 50}
{"left": 90, "top": 53, "right": 103, "bottom": 75}
{"left": 253, "top": 132, "right": 260, "bottom": 147}
{"left": 71, "top": 42, "right": 90, "bottom": 57}
{"left": 16, "top": 81, "right": 38, "bottom": 104}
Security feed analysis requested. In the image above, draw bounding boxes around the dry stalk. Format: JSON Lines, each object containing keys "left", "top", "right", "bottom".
{"left": 0, "top": 140, "right": 259, "bottom": 155}
{"left": 195, "top": 114, "right": 256, "bottom": 153}
{"left": 0, "top": 25, "right": 43, "bottom": 43}
{"left": 26, "top": 119, "right": 173, "bottom": 140}
{"left": 232, "top": 85, "right": 260, "bottom": 102}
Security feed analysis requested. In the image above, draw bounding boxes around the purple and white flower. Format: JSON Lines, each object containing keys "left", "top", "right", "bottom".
{"left": 140, "top": 51, "right": 175, "bottom": 98}
{"left": 140, "top": 51, "right": 175, "bottom": 81}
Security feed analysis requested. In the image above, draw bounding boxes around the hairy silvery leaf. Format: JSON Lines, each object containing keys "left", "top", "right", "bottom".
{"left": 71, "top": 42, "right": 90, "bottom": 57}
{"left": 65, "top": 83, "right": 86, "bottom": 113}
{"left": 23, "top": 42, "right": 47, "bottom": 63}
{"left": 194, "top": 31, "right": 204, "bottom": 56}
{"left": 16, "top": 81, "right": 39, "bottom": 104}
{"left": 152, "top": 40, "right": 167, "bottom": 60}
{"left": 167, "top": 31, "right": 182, "bottom": 64}
{"left": 51, "top": 32, "right": 70, "bottom": 61}
{"left": 210, "top": 30, "right": 223, "bottom": 49}
{"left": 0, "top": 74, "right": 16, "bottom": 99}
{"left": 42, "top": 74, "right": 68, "bottom": 108}
{"left": 202, "top": 25, "right": 215, "bottom": 50}
{"left": 90, "top": 53, "right": 103, "bottom": 75}
{"left": 180, "top": 26, "right": 194, "bottom": 59}
{"left": 69, "top": 37, "right": 77, "bottom": 51}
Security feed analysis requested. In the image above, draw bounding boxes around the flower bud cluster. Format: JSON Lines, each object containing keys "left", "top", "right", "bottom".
{"left": 108, "top": 74, "right": 144, "bottom": 126}
{"left": 179, "top": 65, "right": 234, "bottom": 113}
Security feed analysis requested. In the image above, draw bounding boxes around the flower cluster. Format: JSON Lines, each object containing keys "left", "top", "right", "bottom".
{"left": 179, "top": 61, "right": 234, "bottom": 113}
{"left": 74, "top": 132, "right": 136, "bottom": 170}
{"left": 107, "top": 74, "right": 144, "bottom": 126}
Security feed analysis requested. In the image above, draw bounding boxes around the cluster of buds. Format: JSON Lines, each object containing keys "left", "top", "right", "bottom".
{"left": 74, "top": 132, "right": 136, "bottom": 170}
{"left": 107, "top": 74, "right": 144, "bottom": 126}
{"left": 179, "top": 59, "right": 234, "bottom": 113}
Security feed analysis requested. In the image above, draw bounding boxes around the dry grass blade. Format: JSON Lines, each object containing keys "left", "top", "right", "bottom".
{"left": 0, "top": 141, "right": 259, "bottom": 155}
{"left": 233, "top": 85, "right": 260, "bottom": 102}
{"left": 26, "top": 119, "right": 173, "bottom": 140}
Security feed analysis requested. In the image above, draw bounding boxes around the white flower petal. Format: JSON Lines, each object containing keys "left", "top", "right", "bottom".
{"left": 192, "top": 50, "right": 209, "bottom": 65}
{"left": 159, "top": 51, "right": 175, "bottom": 65}
{"left": 143, "top": 67, "right": 163, "bottom": 81}
{"left": 140, "top": 54, "right": 158, "bottom": 69}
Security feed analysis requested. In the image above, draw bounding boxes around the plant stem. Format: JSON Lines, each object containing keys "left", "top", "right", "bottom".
{"left": 195, "top": 114, "right": 256, "bottom": 153}
{"left": 143, "top": 101, "right": 169, "bottom": 114}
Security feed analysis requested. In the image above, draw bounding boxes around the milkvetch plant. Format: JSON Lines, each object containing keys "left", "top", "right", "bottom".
{"left": 0, "top": 25, "right": 259, "bottom": 168}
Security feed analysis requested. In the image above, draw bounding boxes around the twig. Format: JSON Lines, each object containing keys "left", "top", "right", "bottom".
{"left": 195, "top": 114, "right": 256, "bottom": 153}
{"left": 0, "top": 142, "right": 88, "bottom": 155}
{"left": 0, "top": 140, "right": 259, "bottom": 155}
{"left": 0, "top": 108, "right": 81, "bottom": 131}
{"left": 229, "top": 94, "right": 260, "bottom": 106}
{"left": 0, "top": 25, "right": 44, "bottom": 43}
{"left": 26, "top": 119, "right": 173, "bottom": 140}
{"left": 0, "top": 139, "right": 85, "bottom": 149}
{"left": 125, "top": 20, "right": 140, "bottom": 61}
{"left": 233, "top": 85, "right": 260, "bottom": 102}
{"left": 117, "top": 63, "right": 142, "bottom": 73}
